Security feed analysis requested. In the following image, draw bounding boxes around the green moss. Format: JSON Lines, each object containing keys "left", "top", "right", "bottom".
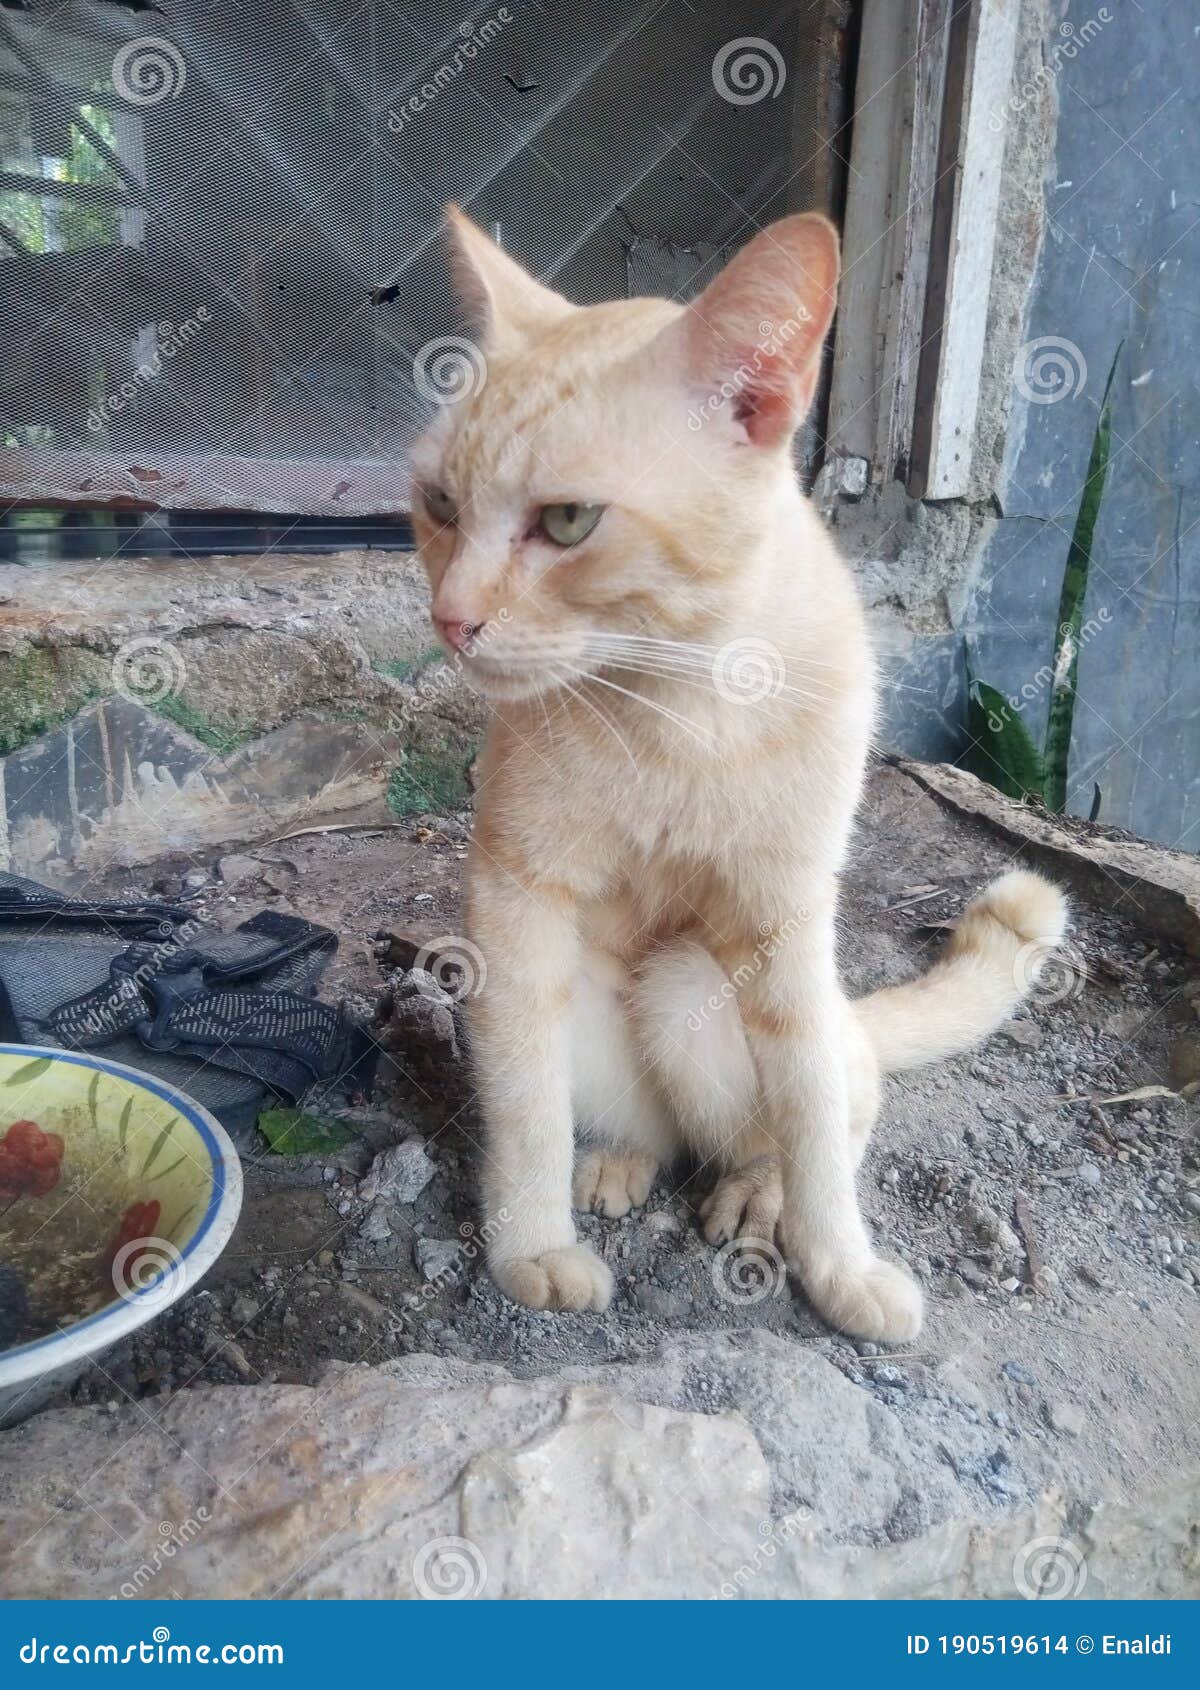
{"left": 373, "top": 645, "right": 445, "bottom": 683}
{"left": 386, "top": 746, "right": 473, "bottom": 816}
{"left": 0, "top": 650, "right": 101, "bottom": 755}
{"left": 151, "top": 694, "right": 255, "bottom": 756}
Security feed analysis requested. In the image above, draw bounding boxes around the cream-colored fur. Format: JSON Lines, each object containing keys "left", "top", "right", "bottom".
{"left": 409, "top": 206, "right": 1068, "bottom": 1342}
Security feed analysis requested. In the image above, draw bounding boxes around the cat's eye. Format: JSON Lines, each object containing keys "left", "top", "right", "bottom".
{"left": 422, "top": 485, "right": 457, "bottom": 524}
{"left": 538, "top": 502, "right": 605, "bottom": 547}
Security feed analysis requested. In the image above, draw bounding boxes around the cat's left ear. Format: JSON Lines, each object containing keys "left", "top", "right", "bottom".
{"left": 670, "top": 213, "right": 839, "bottom": 448}
{"left": 444, "top": 205, "right": 574, "bottom": 350}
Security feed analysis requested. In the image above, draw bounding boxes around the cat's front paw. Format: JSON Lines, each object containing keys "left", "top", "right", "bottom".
{"left": 804, "top": 1257, "right": 922, "bottom": 1344}
{"left": 490, "top": 1244, "right": 614, "bottom": 1313}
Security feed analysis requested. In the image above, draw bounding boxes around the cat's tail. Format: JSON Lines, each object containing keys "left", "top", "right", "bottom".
{"left": 853, "top": 870, "right": 1068, "bottom": 1074}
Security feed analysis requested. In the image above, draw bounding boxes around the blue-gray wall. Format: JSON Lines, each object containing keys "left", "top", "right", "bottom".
{"left": 967, "top": 0, "right": 1197, "bottom": 850}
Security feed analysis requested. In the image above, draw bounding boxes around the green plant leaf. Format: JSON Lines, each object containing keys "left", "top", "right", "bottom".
{"left": 966, "top": 679, "right": 1045, "bottom": 801}
{"left": 258, "top": 1106, "right": 357, "bottom": 1156}
{"left": 1043, "top": 343, "right": 1122, "bottom": 812}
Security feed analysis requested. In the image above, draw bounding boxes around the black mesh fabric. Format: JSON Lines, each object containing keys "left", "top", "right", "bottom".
{"left": 0, "top": 871, "right": 358, "bottom": 1142}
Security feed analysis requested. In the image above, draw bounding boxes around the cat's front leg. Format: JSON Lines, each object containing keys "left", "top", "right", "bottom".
{"left": 737, "top": 894, "right": 922, "bottom": 1344}
{"left": 466, "top": 855, "right": 613, "bottom": 1313}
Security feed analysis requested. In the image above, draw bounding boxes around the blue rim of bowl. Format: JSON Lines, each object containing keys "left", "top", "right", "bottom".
{"left": 0, "top": 1044, "right": 228, "bottom": 1366}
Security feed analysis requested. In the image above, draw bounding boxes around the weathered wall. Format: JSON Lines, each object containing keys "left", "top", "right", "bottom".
{"left": 0, "top": 552, "right": 484, "bottom": 877}
{"left": 843, "top": 0, "right": 1198, "bottom": 851}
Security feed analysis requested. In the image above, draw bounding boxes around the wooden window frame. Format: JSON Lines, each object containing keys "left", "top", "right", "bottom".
{"left": 824, "top": 0, "right": 1020, "bottom": 501}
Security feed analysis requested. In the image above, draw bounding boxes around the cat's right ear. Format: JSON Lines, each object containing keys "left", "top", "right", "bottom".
{"left": 444, "top": 206, "right": 574, "bottom": 350}
{"left": 666, "top": 213, "right": 840, "bottom": 449}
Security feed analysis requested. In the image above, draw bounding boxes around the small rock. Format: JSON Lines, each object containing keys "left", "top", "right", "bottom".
{"left": 357, "top": 1200, "right": 394, "bottom": 1246}
{"left": 1000, "top": 1020, "right": 1044, "bottom": 1050}
{"left": 1001, "top": 1361, "right": 1037, "bottom": 1386}
{"left": 1182, "top": 1192, "right": 1200, "bottom": 1217}
{"left": 217, "top": 852, "right": 261, "bottom": 887}
{"left": 414, "top": 1237, "right": 463, "bottom": 1284}
{"left": 182, "top": 869, "right": 209, "bottom": 893}
{"left": 229, "top": 1294, "right": 261, "bottom": 1326}
{"left": 1076, "top": 1162, "right": 1102, "bottom": 1187}
{"left": 360, "top": 1139, "right": 435, "bottom": 1206}
{"left": 643, "top": 1211, "right": 682, "bottom": 1236}
{"left": 1046, "top": 1401, "right": 1085, "bottom": 1437}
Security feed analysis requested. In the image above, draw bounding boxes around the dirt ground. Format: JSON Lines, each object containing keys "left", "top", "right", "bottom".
{"left": 66, "top": 758, "right": 1200, "bottom": 1547}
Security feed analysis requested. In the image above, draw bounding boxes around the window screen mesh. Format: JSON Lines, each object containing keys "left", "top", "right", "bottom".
{"left": 1, "top": 0, "right": 843, "bottom": 517}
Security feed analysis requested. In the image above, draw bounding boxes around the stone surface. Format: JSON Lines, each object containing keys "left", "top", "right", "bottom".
{"left": 0, "top": 549, "right": 485, "bottom": 870}
{"left": 0, "top": 695, "right": 402, "bottom": 879}
{"left": 0, "top": 1356, "right": 1195, "bottom": 1600}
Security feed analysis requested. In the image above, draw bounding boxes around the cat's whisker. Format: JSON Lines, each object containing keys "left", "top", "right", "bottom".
{"left": 582, "top": 647, "right": 833, "bottom": 711}
{"left": 585, "top": 630, "right": 849, "bottom": 675}
{"left": 557, "top": 671, "right": 642, "bottom": 782}
{"left": 582, "top": 670, "right": 715, "bottom": 749}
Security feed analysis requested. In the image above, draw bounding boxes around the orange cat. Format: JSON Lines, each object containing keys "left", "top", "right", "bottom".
{"left": 410, "top": 206, "right": 1066, "bottom": 1342}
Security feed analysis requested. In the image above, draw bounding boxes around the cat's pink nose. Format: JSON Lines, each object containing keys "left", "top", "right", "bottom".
{"left": 433, "top": 611, "right": 481, "bottom": 652}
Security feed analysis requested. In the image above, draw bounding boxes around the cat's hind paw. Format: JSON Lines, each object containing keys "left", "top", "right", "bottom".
{"left": 573, "top": 1149, "right": 657, "bottom": 1218}
{"left": 699, "top": 1156, "right": 782, "bottom": 1246}
{"left": 491, "top": 1244, "right": 614, "bottom": 1313}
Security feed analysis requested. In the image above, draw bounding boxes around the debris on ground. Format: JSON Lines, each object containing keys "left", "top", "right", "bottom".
{"left": 2, "top": 760, "right": 1197, "bottom": 1583}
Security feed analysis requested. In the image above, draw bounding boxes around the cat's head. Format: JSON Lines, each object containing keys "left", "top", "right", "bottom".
{"left": 410, "top": 205, "right": 839, "bottom": 702}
